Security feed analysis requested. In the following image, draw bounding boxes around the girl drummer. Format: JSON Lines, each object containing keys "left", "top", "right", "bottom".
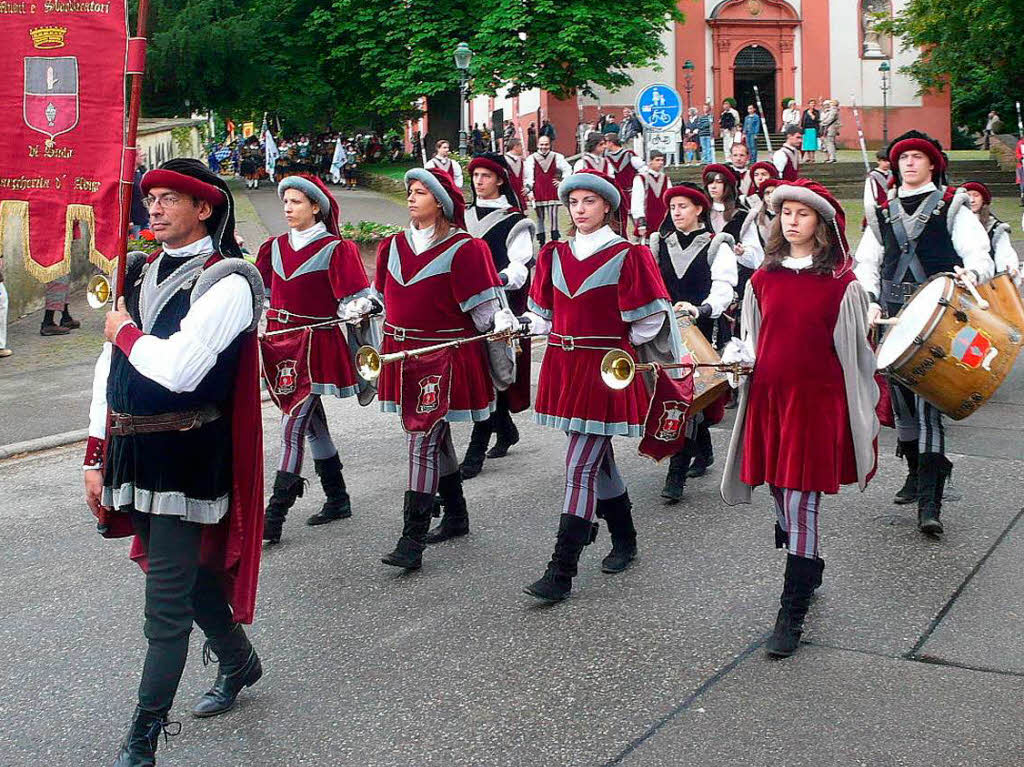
{"left": 519, "top": 169, "right": 681, "bottom": 602}
{"left": 721, "top": 179, "right": 879, "bottom": 658}
{"left": 650, "top": 183, "right": 738, "bottom": 503}
{"left": 354, "top": 167, "right": 510, "bottom": 571}
{"left": 255, "top": 174, "right": 373, "bottom": 544}
{"left": 961, "top": 181, "right": 1021, "bottom": 281}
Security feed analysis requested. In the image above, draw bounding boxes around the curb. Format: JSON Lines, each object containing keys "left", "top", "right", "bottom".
{"left": 0, "top": 392, "right": 273, "bottom": 461}
{"left": 0, "top": 429, "right": 89, "bottom": 460}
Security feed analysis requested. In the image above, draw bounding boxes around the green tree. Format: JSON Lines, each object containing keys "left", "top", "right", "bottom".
{"left": 878, "top": 0, "right": 1024, "bottom": 132}
{"left": 139, "top": 0, "right": 683, "bottom": 133}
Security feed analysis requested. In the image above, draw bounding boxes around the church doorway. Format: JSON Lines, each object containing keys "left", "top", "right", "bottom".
{"left": 733, "top": 45, "right": 777, "bottom": 132}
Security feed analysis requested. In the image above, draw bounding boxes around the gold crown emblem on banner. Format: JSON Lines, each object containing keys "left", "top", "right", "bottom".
{"left": 30, "top": 26, "right": 68, "bottom": 49}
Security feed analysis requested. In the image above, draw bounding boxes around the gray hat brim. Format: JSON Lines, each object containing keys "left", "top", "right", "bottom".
{"left": 770, "top": 184, "right": 836, "bottom": 222}
{"left": 404, "top": 168, "right": 454, "bottom": 220}
{"left": 278, "top": 177, "right": 332, "bottom": 219}
{"left": 558, "top": 173, "right": 621, "bottom": 212}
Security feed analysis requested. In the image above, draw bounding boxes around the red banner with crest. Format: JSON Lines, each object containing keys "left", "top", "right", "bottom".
{"left": 400, "top": 348, "right": 453, "bottom": 434}
{"left": 0, "top": 1, "right": 128, "bottom": 281}
{"left": 638, "top": 360, "right": 696, "bottom": 463}
{"left": 260, "top": 329, "right": 314, "bottom": 416}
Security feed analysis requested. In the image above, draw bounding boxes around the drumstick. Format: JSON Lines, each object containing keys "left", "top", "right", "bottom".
{"left": 954, "top": 267, "right": 991, "bottom": 310}
{"left": 874, "top": 317, "right": 900, "bottom": 325}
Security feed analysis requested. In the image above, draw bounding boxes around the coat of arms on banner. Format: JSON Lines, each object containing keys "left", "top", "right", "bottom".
{"left": 417, "top": 375, "right": 443, "bottom": 413}
{"left": 24, "top": 56, "right": 79, "bottom": 147}
{"left": 654, "top": 401, "right": 687, "bottom": 442}
{"left": 274, "top": 360, "right": 298, "bottom": 394}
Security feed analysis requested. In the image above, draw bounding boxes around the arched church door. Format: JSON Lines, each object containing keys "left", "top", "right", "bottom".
{"left": 733, "top": 45, "right": 777, "bottom": 132}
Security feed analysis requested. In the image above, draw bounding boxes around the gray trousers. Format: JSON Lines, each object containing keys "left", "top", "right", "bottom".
{"left": 891, "top": 381, "right": 945, "bottom": 454}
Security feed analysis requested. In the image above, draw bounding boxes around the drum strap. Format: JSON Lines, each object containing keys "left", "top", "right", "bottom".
{"left": 889, "top": 189, "right": 943, "bottom": 285}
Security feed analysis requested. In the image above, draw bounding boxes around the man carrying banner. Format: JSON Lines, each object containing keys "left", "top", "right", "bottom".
{"left": 83, "top": 159, "right": 266, "bottom": 765}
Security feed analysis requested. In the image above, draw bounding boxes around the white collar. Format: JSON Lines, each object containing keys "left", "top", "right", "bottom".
{"left": 476, "top": 195, "right": 509, "bottom": 209}
{"left": 288, "top": 221, "right": 328, "bottom": 250}
{"left": 898, "top": 181, "right": 937, "bottom": 198}
{"left": 572, "top": 225, "right": 617, "bottom": 260}
{"left": 781, "top": 255, "right": 815, "bottom": 270}
{"left": 409, "top": 223, "right": 435, "bottom": 254}
{"left": 162, "top": 235, "right": 214, "bottom": 257}
{"left": 712, "top": 202, "right": 726, "bottom": 212}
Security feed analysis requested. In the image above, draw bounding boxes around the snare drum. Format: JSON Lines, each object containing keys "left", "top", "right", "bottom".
{"left": 875, "top": 274, "right": 1024, "bottom": 420}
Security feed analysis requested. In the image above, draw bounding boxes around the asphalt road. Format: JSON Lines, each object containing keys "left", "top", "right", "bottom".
{"left": 1, "top": 347, "right": 1022, "bottom": 765}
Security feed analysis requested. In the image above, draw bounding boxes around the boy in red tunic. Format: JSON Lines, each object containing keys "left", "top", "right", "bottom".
{"left": 524, "top": 135, "right": 572, "bottom": 247}
{"left": 519, "top": 170, "right": 683, "bottom": 602}
{"left": 371, "top": 168, "right": 510, "bottom": 570}
{"left": 630, "top": 150, "right": 669, "bottom": 242}
{"left": 721, "top": 179, "right": 879, "bottom": 658}
{"left": 255, "top": 175, "right": 375, "bottom": 543}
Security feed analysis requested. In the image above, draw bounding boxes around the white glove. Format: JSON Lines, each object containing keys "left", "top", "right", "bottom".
{"left": 720, "top": 337, "right": 755, "bottom": 366}
{"left": 866, "top": 302, "right": 883, "bottom": 327}
{"left": 954, "top": 265, "right": 978, "bottom": 287}
{"left": 522, "top": 311, "right": 552, "bottom": 336}
{"left": 492, "top": 308, "right": 517, "bottom": 334}
{"left": 674, "top": 301, "right": 699, "bottom": 317}
{"left": 339, "top": 296, "right": 373, "bottom": 320}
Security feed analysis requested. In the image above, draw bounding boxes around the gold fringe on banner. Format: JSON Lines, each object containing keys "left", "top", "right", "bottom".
{"left": 68, "top": 204, "right": 115, "bottom": 275}
{"left": 0, "top": 199, "right": 67, "bottom": 283}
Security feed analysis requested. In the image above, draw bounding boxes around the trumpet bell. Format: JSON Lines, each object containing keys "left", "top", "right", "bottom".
{"left": 87, "top": 274, "right": 112, "bottom": 309}
{"left": 356, "top": 345, "right": 383, "bottom": 381}
{"left": 600, "top": 349, "right": 636, "bottom": 390}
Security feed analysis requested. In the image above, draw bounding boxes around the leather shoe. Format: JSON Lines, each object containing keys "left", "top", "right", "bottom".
{"left": 191, "top": 649, "right": 262, "bottom": 718}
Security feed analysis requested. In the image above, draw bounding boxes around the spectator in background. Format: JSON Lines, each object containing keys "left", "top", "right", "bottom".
{"left": 743, "top": 105, "right": 762, "bottom": 162}
{"left": 820, "top": 99, "right": 841, "bottom": 163}
{"left": 130, "top": 156, "right": 149, "bottom": 236}
{"left": 719, "top": 99, "right": 738, "bottom": 156}
{"left": 539, "top": 117, "right": 557, "bottom": 141}
{"left": 683, "top": 107, "right": 700, "bottom": 166}
{"left": 800, "top": 99, "right": 820, "bottom": 163}
{"left": 782, "top": 99, "right": 800, "bottom": 130}
{"left": 0, "top": 253, "right": 9, "bottom": 358}
{"left": 696, "top": 103, "right": 714, "bottom": 164}
{"left": 602, "top": 112, "right": 620, "bottom": 137}
{"left": 621, "top": 107, "right": 643, "bottom": 155}
{"left": 527, "top": 121, "right": 538, "bottom": 152}
{"left": 983, "top": 111, "right": 1000, "bottom": 150}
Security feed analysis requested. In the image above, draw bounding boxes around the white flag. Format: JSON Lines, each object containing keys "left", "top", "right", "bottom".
{"left": 264, "top": 129, "right": 279, "bottom": 177}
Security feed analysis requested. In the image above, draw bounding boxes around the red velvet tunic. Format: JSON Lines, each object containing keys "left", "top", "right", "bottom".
{"left": 531, "top": 153, "right": 561, "bottom": 204}
{"left": 505, "top": 154, "right": 526, "bottom": 202}
{"left": 607, "top": 149, "right": 639, "bottom": 215}
{"left": 374, "top": 229, "right": 502, "bottom": 421}
{"left": 256, "top": 232, "right": 370, "bottom": 397}
{"left": 741, "top": 267, "right": 859, "bottom": 493}
{"left": 634, "top": 172, "right": 668, "bottom": 236}
{"left": 530, "top": 238, "right": 670, "bottom": 435}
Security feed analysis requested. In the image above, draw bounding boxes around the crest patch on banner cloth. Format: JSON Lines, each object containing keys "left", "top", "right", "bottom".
{"left": 638, "top": 360, "right": 696, "bottom": 462}
{"left": 1, "top": 9, "right": 129, "bottom": 281}
{"left": 260, "top": 329, "right": 313, "bottom": 415}
{"left": 400, "top": 348, "right": 453, "bottom": 434}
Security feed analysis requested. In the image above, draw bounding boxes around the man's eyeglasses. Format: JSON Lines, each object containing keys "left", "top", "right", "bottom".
{"left": 143, "top": 193, "right": 183, "bottom": 209}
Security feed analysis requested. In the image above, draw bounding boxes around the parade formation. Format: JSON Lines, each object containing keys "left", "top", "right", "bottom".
{"left": 75, "top": 118, "right": 1024, "bottom": 763}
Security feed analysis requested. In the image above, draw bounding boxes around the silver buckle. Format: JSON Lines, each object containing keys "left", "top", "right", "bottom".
{"left": 393, "top": 327, "right": 406, "bottom": 342}
{"left": 561, "top": 335, "right": 575, "bottom": 351}
{"left": 276, "top": 309, "right": 292, "bottom": 323}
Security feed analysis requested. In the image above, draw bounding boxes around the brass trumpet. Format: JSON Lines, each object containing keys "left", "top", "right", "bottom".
{"left": 356, "top": 327, "right": 532, "bottom": 382}
{"left": 86, "top": 274, "right": 113, "bottom": 309}
{"left": 599, "top": 348, "right": 752, "bottom": 390}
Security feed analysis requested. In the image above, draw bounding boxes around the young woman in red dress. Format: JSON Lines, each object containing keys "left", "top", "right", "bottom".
{"left": 255, "top": 174, "right": 373, "bottom": 543}
{"left": 721, "top": 179, "right": 879, "bottom": 657}
{"left": 519, "top": 170, "right": 681, "bottom": 602}
{"left": 368, "top": 167, "right": 511, "bottom": 571}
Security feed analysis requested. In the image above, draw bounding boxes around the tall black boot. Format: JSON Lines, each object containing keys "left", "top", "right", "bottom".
{"left": 765, "top": 554, "right": 820, "bottom": 658}
{"left": 487, "top": 397, "right": 520, "bottom": 459}
{"left": 893, "top": 440, "right": 919, "bottom": 505}
{"left": 262, "top": 470, "right": 304, "bottom": 543}
{"left": 661, "top": 447, "right": 692, "bottom": 503}
{"left": 550, "top": 229, "right": 561, "bottom": 242}
{"left": 597, "top": 493, "right": 638, "bottom": 574}
{"left": 425, "top": 472, "right": 469, "bottom": 544}
{"left": 460, "top": 418, "right": 492, "bottom": 479}
{"left": 191, "top": 624, "right": 263, "bottom": 718}
{"left": 523, "top": 514, "right": 594, "bottom": 602}
{"left": 917, "top": 453, "right": 952, "bottom": 535}
{"left": 112, "top": 706, "right": 179, "bottom": 767}
{"left": 536, "top": 231, "right": 547, "bottom": 248}
{"left": 686, "top": 423, "right": 715, "bottom": 478}
{"left": 307, "top": 454, "right": 352, "bottom": 525}
{"left": 381, "top": 491, "right": 434, "bottom": 569}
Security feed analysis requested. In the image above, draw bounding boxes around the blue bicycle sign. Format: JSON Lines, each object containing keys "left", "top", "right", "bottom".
{"left": 635, "top": 84, "right": 682, "bottom": 130}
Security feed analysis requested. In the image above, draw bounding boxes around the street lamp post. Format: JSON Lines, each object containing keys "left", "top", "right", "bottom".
{"left": 454, "top": 42, "right": 474, "bottom": 157}
{"left": 682, "top": 59, "right": 695, "bottom": 113}
{"left": 879, "top": 60, "right": 891, "bottom": 145}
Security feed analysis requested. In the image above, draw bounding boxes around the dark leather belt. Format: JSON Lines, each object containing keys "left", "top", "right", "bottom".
{"left": 109, "top": 406, "right": 221, "bottom": 436}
